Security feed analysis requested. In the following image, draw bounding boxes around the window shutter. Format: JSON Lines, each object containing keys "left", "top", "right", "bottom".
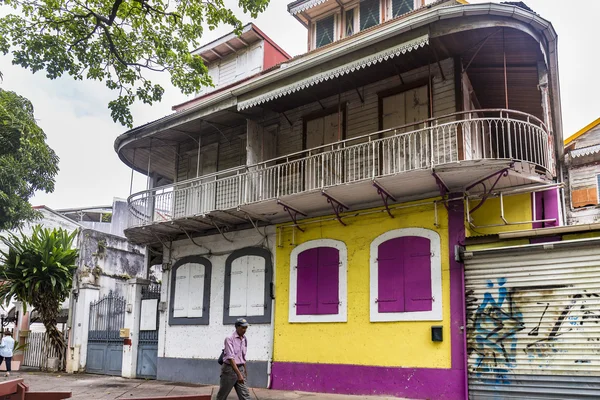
{"left": 317, "top": 247, "right": 340, "bottom": 315}
{"left": 403, "top": 237, "right": 432, "bottom": 312}
{"left": 377, "top": 238, "right": 406, "bottom": 313}
{"left": 246, "top": 255, "right": 266, "bottom": 316}
{"left": 392, "top": 0, "right": 414, "bottom": 18}
{"left": 173, "top": 264, "right": 190, "bottom": 318}
{"left": 296, "top": 248, "right": 319, "bottom": 315}
{"left": 187, "top": 263, "right": 205, "bottom": 317}
{"left": 315, "top": 15, "right": 335, "bottom": 48}
{"left": 229, "top": 257, "right": 248, "bottom": 316}
{"left": 360, "top": 0, "right": 380, "bottom": 31}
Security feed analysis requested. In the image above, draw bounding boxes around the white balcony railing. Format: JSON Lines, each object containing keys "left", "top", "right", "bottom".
{"left": 127, "top": 109, "right": 552, "bottom": 228}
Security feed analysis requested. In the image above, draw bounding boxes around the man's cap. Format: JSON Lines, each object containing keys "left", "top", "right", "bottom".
{"left": 235, "top": 318, "right": 249, "bottom": 327}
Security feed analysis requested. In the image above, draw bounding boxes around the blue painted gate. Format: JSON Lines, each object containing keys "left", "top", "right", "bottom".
{"left": 86, "top": 293, "right": 126, "bottom": 376}
{"left": 137, "top": 283, "right": 160, "bottom": 379}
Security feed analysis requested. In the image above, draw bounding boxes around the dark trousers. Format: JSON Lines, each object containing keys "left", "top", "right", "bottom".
{"left": 0, "top": 356, "right": 11, "bottom": 372}
{"left": 216, "top": 363, "right": 251, "bottom": 400}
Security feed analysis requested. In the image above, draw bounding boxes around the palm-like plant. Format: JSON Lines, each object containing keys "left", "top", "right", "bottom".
{"left": 0, "top": 225, "right": 78, "bottom": 366}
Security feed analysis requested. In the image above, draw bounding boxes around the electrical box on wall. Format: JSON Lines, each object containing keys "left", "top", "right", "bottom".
{"left": 431, "top": 326, "right": 443, "bottom": 342}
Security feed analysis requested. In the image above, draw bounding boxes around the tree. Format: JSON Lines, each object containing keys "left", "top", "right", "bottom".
{"left": 0, "top": 226, "right": 79, "bottom": 367}
{"left": 0, "top": 89, "right": 59, "bottom": 231}
{"left": 0, "top": 0, "right": 271, "bottom": 127}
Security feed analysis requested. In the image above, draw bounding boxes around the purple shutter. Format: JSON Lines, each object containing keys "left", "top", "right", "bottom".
{"left": 377, "top": 237, "right": 406, "bottom": 313}
{"left": 296, "top": 248, "right": 318, "bottom": 315}
{"left": 404, "top": 237, "right": 432, "bottom": 312}
{"left": 317, "top": 247, "right": 339, "bottom": 315}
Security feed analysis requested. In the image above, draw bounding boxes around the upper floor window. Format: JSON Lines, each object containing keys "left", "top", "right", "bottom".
{"left": 389, "top": 0, "right": 415, "bottom": 18}
{"left": 370, "top": 228, "right": 442, "bottom": 322}
{"left": 169, "top": 256, "right": 212, "bottom": 325}
{"left": 289, "top": 239, "right": 348, "bottom": 323}
{"left": 315, "top": 14, "right": 336, "bottom": 48}
{"left": 360, "top": 0, "right": 381, "bottom": 31}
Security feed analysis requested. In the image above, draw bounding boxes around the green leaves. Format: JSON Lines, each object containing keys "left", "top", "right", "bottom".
{"left": 0, "top": 0, "right": 271, "bottom": 127}
{"left": 0, "top": 226, "right": 78, "bottom": 366}
{"left": 0, "top": 89, "right": 59, "bottom": 231}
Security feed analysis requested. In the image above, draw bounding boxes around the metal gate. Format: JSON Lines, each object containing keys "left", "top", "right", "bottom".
{"left": 464, "top": 239, "right": 600, "bottom": 399}
{"left": 137, "top": 283, "right": 160, "bottom": 379}
{"left": 86, "top": 292, "right": 126, "bottom": 375}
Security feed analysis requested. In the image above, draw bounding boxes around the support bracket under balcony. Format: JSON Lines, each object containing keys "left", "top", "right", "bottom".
{"left": 432, "top": 171, "right": 450, "bottom": 208}
{"left": 207, "top": 216, "right": 234, "bottom": 243}
{"left": 322, "top": 191, "right": 350, "bottom": 226}
{"left": 466, "top": 167, "right": 511, "bottom": 214}
{"left": 277, "top": 200, "right": 307, "bottom": 232}
{"left": 373, "top": 180, "right": 396, "bottom": 218}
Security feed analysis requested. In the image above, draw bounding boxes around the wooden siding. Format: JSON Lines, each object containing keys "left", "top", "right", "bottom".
{"left": 572, "top": 124, "right": 600, "bottom": 149}
{"left": 272, "top": 58, "right": 455, "bottom": 159}
{"left": 565, "top": 163, "right": 600, "bottom": 225}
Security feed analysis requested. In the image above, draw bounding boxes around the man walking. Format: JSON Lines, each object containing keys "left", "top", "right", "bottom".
{"left": 216, "top": 318, "right": 251, "bottom": 400}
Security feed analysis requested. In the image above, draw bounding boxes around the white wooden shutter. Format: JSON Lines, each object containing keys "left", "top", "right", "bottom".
{"left": 229, "top": 257, "right": 248, "bottom": 316}
{"left": 173, "top": 264, "right": 190, "bottom": 318}
{"left": 246, "top": 256, "right": 266, "bottom": 316}
{"left": 187, "top": 263, "right": 205, "bottom": 318}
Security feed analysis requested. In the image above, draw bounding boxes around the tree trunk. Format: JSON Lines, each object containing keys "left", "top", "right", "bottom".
{"left": 33, "top": 297, "right": 65, "bottom": 370}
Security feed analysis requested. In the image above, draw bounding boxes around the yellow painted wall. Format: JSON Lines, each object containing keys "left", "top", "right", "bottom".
{"left": 274, "top": 199, "right": 451, "bottom": 369}
{"left": 466, "top": 193, "right": 532, "bottom": 237}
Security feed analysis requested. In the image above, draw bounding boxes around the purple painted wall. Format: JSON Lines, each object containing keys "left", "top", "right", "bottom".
{"left": 532, "top": 188, "right": 560, "bottom": 229}
{"left": 448, "top": 194, "right": 467, "bottom": 399}
{"left": 271, "top": 362, "right": 465, "bottom": 399}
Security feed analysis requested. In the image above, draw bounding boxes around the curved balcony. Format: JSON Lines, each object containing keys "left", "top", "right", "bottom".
{"left": 125, "top": 109, "right": 554, "bottom": 243}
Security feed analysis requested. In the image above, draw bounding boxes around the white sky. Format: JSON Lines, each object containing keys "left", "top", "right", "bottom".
{"left": 0, "top": 0, "right": 595, "bottom": 210}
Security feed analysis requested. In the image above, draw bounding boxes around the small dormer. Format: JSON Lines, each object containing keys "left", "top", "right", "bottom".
{"left": 289, "top": 0, "right": 455, "bottom": 51}
{"left": 191, "top": 23, "right": 291, "bottom": 97}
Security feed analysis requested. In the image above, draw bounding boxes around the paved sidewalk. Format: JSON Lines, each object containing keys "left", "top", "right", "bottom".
{"left": 11, "top": 371, "right": 409, "bottom": 399}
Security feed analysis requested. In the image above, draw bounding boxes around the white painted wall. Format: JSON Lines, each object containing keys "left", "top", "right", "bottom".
{"left": 159, "top": 227, "right": 276, "bottom": 362}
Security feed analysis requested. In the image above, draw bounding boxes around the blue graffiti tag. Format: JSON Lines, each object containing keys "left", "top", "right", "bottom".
{"left": 471, "top": 278, "right": 525, "bottom": 384}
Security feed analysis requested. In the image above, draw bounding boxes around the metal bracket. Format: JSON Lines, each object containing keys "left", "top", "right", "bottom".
{"left": 207, "top": 216, "right": 233, "bottom": 243}
{"left": 373, "top": 180, "right": 396, "bottom": 218}
{"left": 466, "top": 167, "right": 510, "bottom": 215}
{"left": 277, "top": 200, "right": 307, "bottom": 232}
{"left": 432, "top": 171, "right": 450, "bottom": 209}
{"left": 322, "top": 191, "right": 350, "bottom": 226}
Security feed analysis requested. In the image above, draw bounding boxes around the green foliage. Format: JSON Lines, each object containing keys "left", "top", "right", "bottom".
{"left": 0, "top": 89, "right": 59, "bottom": 231}
{"left": 0, "top": 0, "right": 271, "bottom": 127}
{"left": 0, "top": 226, "right": 79, "bottom": 365}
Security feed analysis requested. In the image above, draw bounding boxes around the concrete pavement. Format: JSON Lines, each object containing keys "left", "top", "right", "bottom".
{"left": 11, "top": 370, "right": 410, "bottom": 399}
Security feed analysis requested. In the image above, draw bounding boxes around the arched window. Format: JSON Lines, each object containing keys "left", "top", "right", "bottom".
{"left": 370, "top": 228, "right": 442, "bottom": 322}
{"left": 289, "top": 239, "right": 347, "bottom": 323}
{"left": 223, "top": 247, "right": 273, "bottom": 325}
{"left": 169, "top": 256, "right": 212, "bottom": 325}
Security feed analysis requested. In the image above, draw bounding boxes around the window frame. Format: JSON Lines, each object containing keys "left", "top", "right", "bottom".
{"left": 169, "top": 256, "right": 212, "bottom": 326}
{"left": 369, "top": 228, "right": 442, "bottom": 322}
{"left": 289, "top": 239, "right": 348, "bottom": 323}
{"left": 386, "top": 0, "right": 423, "bottom": 20}
{"left": 223, "top": 247, "right": 273, "bottom": 325}
{"left": 312, "top": 11, "right": 339, "bottom": 49}
{"left": 597, "top": 174, "right": 600, "bottom": 204}
{"left": 358, "top": 0, "right": 382, "bottom": 31}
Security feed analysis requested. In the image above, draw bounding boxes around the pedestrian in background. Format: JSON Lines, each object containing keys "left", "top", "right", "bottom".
{"left": 216, "top": 318, "right": 250, "bottom": 400}
{"left": 0, "top": 330, "right": 15, "bottom": 377}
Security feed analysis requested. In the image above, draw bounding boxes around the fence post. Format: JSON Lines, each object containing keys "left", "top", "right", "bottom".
{"left": 122, "top": 278, "right": 150, "bottom": 379}
{"left": 67, "top": 283, "right": 100, "bottom": 373}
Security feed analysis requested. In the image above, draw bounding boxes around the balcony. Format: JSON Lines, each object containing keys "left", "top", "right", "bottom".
{"left": 125, "top": 109, "right": 554, "bottom": 244}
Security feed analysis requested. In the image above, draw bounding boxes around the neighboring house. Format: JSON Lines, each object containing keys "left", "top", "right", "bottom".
{"left": 0, "top": 200, "right": 147, "bottom": 374}
{"left": 563, "top": 118, "right": 600, "bottom": 225}
{"left": 114, "top": 1, "right": 566, "bottom": 399}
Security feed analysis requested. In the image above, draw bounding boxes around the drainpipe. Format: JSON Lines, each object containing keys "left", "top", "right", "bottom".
{"left": 267, "top": 249, "right": 276, "bottom": 389}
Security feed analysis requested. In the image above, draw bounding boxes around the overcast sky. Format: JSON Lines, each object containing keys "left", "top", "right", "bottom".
{"left": 1, "top": 0, "right": 596, "bottom": 210}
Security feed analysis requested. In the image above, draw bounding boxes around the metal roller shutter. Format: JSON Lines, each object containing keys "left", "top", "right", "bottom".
{"left": 464, "top": 239, "right": 600, "bottom": 399}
